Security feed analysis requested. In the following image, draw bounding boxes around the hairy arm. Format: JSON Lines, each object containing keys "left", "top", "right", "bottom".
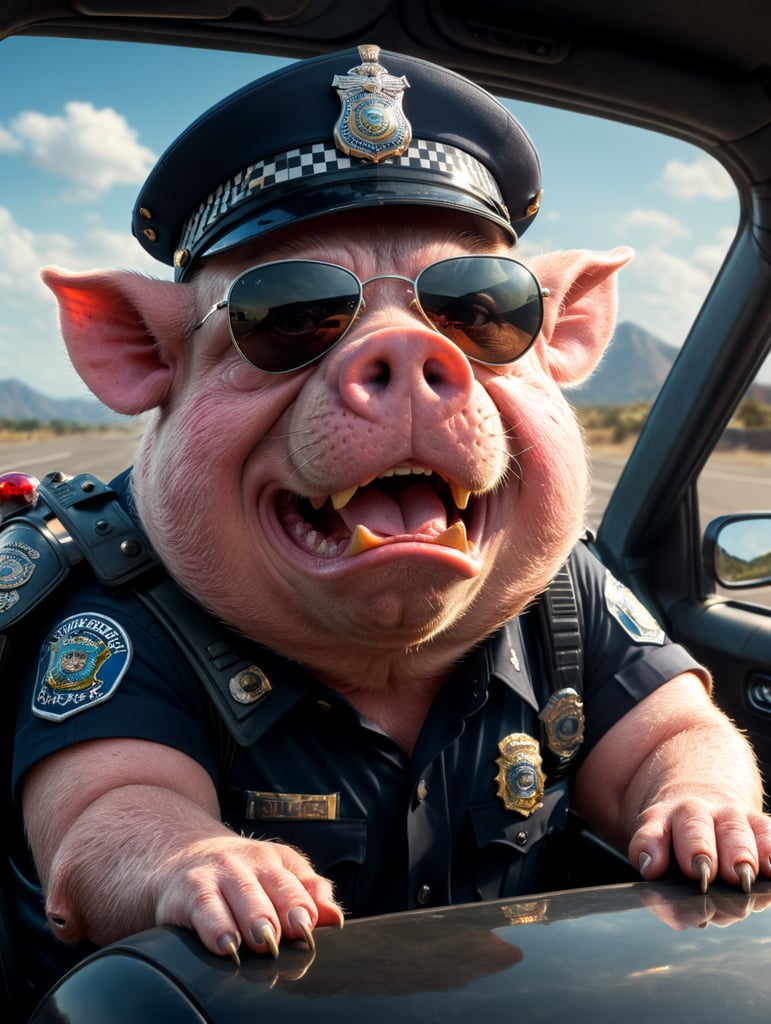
{"left": 22, "top": 738, "right": 342, "bottom": 960}
{"left": 574, "top": 672, "right": 771, "bottom": 889}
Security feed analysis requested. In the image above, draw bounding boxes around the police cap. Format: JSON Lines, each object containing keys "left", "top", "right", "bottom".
{"left": 133, "top": 45, "right": 543, "bottom": 280}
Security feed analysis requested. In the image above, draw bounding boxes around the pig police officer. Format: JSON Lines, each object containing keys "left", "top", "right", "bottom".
{"left": 9, "top": 45, "right": 771, "bottom": 1003}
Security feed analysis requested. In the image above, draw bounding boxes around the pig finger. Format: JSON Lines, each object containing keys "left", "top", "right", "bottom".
{"left": 671, "top": 805, "right": 771, "bottom": 892}
{"left": 231, "top": 841, "right": 342, "bottom": 954}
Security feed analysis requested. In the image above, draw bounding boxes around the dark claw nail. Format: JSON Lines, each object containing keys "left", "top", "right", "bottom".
{"left": 736, "top": 862, "right": 755, "bottom": 894}
{"left": 262, "top": 923, "right": 280, "bottom": 959}
{"left": 288, "top": 906, "right": 316, "bottom": 952}
{"left": 693, "top": 854, "right": 711, "bottom": 894}
{"left": 218, "top": 934, "right": 241, "bottom": 967}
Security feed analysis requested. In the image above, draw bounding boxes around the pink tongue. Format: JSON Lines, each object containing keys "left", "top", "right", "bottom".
{"left": 337, "top": 482, "right": 449, "bottom": 537}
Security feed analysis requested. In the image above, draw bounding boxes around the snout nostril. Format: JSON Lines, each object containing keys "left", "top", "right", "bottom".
{"left": 361, "top": 359, "right": 391, "bottom": 389}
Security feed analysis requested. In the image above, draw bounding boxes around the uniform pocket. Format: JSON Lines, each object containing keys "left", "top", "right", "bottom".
{"left": 468, "top": 784, "right": 569, "bottom": 899}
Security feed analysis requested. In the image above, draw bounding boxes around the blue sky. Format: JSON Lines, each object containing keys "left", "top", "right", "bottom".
{"left": 0, "top": 35, "right": 749, "bottom": 399}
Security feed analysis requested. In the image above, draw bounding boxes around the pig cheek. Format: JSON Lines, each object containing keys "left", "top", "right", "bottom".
{"left": 485, "top": 374, "right": 589, "bottom": 561}
{"left": 130, "top": 383, "right": 295, "bottom": 615}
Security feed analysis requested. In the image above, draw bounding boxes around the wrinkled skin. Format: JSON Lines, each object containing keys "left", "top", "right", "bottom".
{"left": 24, "top": 209, "right": 771, "bottom": 965}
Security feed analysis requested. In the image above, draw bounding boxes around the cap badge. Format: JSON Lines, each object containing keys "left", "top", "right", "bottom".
{"left": 332, "top": 44, "right": 412, "bottom": 163}
{"left": 495, "top": 733, "right": 546, "bottom": 818}
{"left": 539, "top": 687, "right": 585, "bottom": 764}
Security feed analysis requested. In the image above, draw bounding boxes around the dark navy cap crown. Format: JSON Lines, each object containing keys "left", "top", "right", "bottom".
{"left": 133, "top": 46, "right": 543, "bottom": 280}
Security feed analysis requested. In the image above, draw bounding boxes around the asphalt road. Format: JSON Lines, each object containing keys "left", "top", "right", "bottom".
{"left": 587, "top": 449, "right": 771, "bottom": 533}
{"left": 0, "top": 430, "right": 142, "bottom": 481}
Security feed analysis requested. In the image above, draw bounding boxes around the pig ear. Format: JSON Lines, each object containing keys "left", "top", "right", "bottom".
{"left": 528, "top": 247, "right": 634, "bottom": 386}
{"left": 42, "top": 267, "right": 193, "bottom": 415}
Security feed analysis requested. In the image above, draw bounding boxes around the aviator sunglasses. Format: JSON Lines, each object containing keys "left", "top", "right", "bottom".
{"left": 194, "top": 255, "right": 547, "bottom": 374}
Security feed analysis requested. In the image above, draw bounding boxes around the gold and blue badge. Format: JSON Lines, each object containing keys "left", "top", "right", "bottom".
{"left": 605, "top": 570, "right": 665, "bottom": 645}
{"left": 495, "top": 733, "right": 545, "bottom": 818}
{"left": 32, "top": 613, "right": 132, "bottom": 722}
{"left": 0, "top": 540, "right": 39, "bottom": 614}
{"left": 332, "top": 44, "right": 412, "bottom": 162}
{"left": 539, "top": 687, "right": 585, "bottom": 764}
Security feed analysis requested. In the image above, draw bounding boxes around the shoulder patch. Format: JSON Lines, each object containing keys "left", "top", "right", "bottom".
{"left": 32, "top": 613, "right": 133, "bottom": 722}
{"left": 604, "top": 570, "right": 665, "bottom": 646}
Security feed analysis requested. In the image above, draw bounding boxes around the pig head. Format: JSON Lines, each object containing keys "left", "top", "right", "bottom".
{"left": 42, "top": 233, "right": 631, "bottom": 699}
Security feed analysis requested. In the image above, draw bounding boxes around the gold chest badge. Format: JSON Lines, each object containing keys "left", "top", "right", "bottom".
{"left": 495, "top": 733, "right": 545, "bottom": 818}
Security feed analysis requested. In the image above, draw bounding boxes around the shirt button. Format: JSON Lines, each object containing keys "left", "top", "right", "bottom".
{"left": 416, "top": 884, "right": 432, "bottom": 905}
{"left": 416, "top": 780, "right": 428, "bottom": 802}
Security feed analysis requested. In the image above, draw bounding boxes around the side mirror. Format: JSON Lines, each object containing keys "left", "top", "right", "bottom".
{"left": 703, "top": 513, "right": 771, "bottom": 588}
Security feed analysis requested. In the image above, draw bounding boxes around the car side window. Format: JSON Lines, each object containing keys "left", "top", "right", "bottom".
{"left": 699, "top": 351, "right": 771, "bottom": 604}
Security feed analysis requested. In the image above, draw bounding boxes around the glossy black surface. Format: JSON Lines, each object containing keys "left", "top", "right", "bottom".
{"left": 30, "top": 881, "right": 771, "bottom": 1023}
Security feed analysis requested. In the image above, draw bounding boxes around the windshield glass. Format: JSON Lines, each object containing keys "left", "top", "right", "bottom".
{"left": 0, "top": 35, "right": 743, "bottom": 519}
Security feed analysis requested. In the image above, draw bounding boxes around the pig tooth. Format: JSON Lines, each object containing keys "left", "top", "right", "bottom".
{"left": 309, "top": 495, "right": 327, "bottom": 510}
{"left": 378, "top": 466, "right": 432, "bottom": 479}
{"left": 331, "top": 486, "right": 358, "bottom": 510}
{"left": 432, "top": 521, "right": 470, "bottom": 554}
{"left": 348, "top": 524, "right": 387, "bottom": 556}
{"left": 449, "top": 481, "right": 471, "bottom": 510}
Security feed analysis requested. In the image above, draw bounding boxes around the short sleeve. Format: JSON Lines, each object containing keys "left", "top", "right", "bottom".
{"left": 569, "top": 543, "right": 706, "bottom": 757}
{"left": 12, "top": 577, "right": 220, "bottom": 802}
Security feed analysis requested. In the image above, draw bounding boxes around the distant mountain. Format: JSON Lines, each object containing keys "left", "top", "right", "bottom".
{"left": 568, "top": 322, "right": 679, "bottom": 407}
{"left": 0, "top": 379, "right": 126, "bottom": 426}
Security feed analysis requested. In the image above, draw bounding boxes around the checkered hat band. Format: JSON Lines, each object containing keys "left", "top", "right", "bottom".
{"left": 178, "top": 140, "right": 505, "bottom": 255}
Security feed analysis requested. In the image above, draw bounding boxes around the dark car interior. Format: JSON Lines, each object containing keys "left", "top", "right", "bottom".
{"left": 1, "top": 1, "right": 770, "bottom": 1020}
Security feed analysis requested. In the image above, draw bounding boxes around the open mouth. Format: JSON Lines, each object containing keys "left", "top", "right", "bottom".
{"left": 277, "top": 465, "right": 476, "bottom": 560}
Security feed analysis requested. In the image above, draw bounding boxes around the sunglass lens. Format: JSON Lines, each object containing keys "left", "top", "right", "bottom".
{"left": 417, "top": 257, "right": 543, "bottom": 364}
{"left": 228, "top": 261, "right": 360, "bottom": 372}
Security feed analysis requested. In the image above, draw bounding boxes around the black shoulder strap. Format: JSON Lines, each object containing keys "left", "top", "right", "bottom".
{"left": 534, "top": 556, "right": 585, "bottom": 776}
{"left": 134, "top": 577, "right": 275, "bottom": 748}
{"left": 535, "top": 559, "right": 583, "bottom": 696}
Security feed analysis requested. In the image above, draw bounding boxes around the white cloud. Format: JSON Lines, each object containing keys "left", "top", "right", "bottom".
{"left": 618, "top": 208, "right": 689, "bottom": 239}
{"left": 618, "top": 242, "right": 724, "bottom": 345}
{"left": 659, "top": 155, "right": 735, "bottom": 201}
{"left": 10, "top": 101, "right": 156, "bottom": 200}
{"left": 0, "top": 204, "right": 167, "bottom": 397}
{"left": 0, "top": 123, "right": 22, "bottom": 154}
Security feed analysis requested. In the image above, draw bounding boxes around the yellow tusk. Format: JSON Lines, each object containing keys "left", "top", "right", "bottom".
{"left": 349, "top": 524, "right": 387, "bottom": 555}
{"left": 331, "top": 486, "right": 358, "bottom": 510}
{"left": 432, "top": 521, "right": 470, "bottom": 554}
{"left": 449, "top": 482, "right": 471, "bottom": 510}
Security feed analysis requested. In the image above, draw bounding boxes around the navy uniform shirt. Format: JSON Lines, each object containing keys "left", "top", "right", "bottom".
{"left": 10, "top": 471, "right": 702, "bottom": 996}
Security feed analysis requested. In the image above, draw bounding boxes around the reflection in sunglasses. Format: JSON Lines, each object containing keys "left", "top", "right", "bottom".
{"left": 194, "top": 256, "right": 546, "bottom": 374}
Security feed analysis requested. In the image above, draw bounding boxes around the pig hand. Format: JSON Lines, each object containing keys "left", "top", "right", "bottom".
{"left": 629, "top": 798, "right": 771, "bottom": 895}
{"left": 575, "top": 673, "right": 771, "bottom": 896}
{"left": 25, "top": 740, "right": 343, "bottom": 962}
{"left": 154, "top": 832, "right": 343, "bottom": 962}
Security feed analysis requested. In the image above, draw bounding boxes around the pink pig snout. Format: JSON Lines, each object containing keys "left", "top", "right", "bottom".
{"left": 334, "top": 324, "right": 476, "bottom": 423}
